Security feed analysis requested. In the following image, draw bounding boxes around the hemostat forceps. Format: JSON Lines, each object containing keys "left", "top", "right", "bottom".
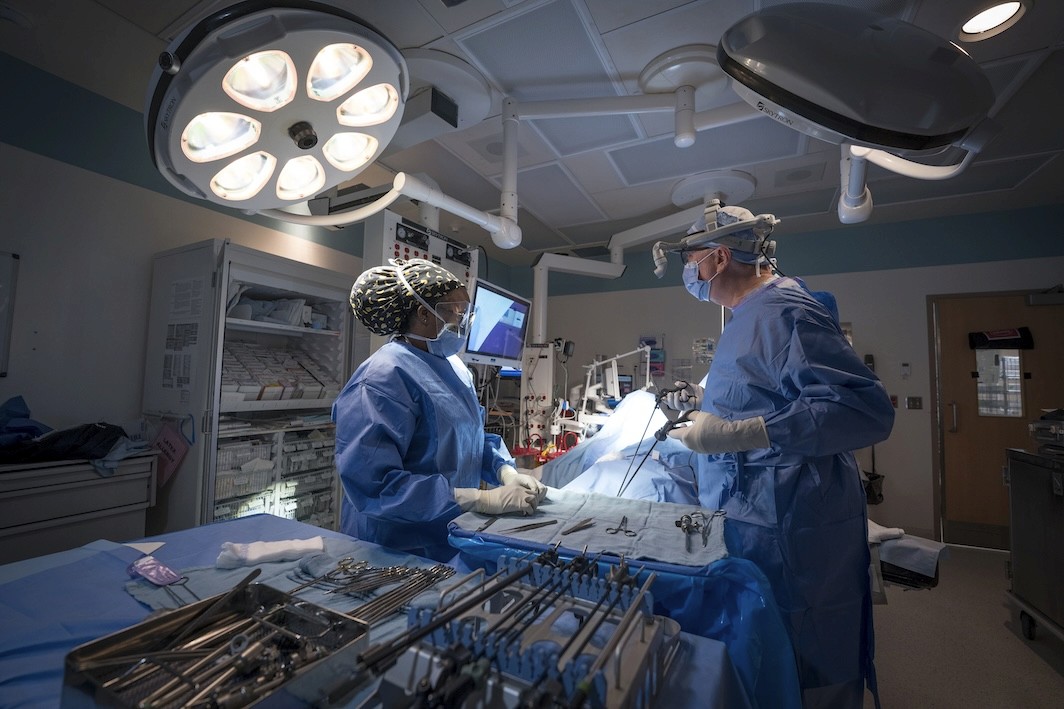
{"left": 606, "top": 516, "right": 637, "bottom": 537}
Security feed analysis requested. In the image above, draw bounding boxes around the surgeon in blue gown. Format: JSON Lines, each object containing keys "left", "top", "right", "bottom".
{"left": 333, "top": 259, "right": 546, "bottom": 562}
{"left": 663, "top": 203, "right": 894, "bottom": 709}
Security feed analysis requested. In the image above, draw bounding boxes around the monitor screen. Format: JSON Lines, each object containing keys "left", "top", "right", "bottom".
{"left": 462, "top": 279, "right": 532, "bottom": 370}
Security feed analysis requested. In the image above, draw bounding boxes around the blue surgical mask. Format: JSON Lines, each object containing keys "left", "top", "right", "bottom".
{"left": 424, "top": 324, "right": 465, "bottom": 358}
{"left": 682, "top": 262, "right": 710, "bottom": 301}
{"left": 682, "top": 251, "right": 718, "bottom": 302}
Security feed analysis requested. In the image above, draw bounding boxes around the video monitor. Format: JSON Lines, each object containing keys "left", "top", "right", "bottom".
{"left": 462, "top": 279, "right": 532, "bottom": 370}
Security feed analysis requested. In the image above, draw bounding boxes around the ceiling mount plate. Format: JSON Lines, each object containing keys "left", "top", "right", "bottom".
{"left": 638, "top": 44, "right": 729, "bottom": 100}
{"left": 671, "top": 170, "right": 756, "bottom": 208}
{"left": 403, "top": 49, "right": 493, "bottom": 128}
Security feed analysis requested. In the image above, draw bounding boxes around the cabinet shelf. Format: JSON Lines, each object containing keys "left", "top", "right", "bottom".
{"left": 220, "top": 398, "right": 337, "bottom": 413}
{"left": 225, "top": 317, "right": 341, "bottom": 337}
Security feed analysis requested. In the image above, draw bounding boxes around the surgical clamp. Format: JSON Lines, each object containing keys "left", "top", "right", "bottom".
{"left": 500, "top": 519, "right": 559, "bottom": 534}
{"left": 476, "top": 517, "right": 498, "bottom": 532}
{"left": 560, "top": 518, "right": 594, "bottom": 535}
{"left": 606, "top": 516, "right": 637, "bottom": 537}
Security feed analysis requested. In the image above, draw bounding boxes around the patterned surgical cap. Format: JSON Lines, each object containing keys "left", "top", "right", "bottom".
{"left": 349, "top": 258, "right": 464, "bottom": 335}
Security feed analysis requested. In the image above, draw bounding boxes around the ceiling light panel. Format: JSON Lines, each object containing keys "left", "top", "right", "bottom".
{"left": 583, "top": 0, "right": 694, "bottom": 34}
{"left": 610, "top": 117, "right": 801, "bottom": 185}
{"left": 867, "top": 155, "right": 1052, "bottom": 207}
{"left": 535, "top": 115, "right": 640, "bottom": 157}
{"left": 744, "top": 187, "right": 839, "bottom": 218}
{"left": 459, "top": 1, "right": 613, "bottom": 103}
{"left": 512, "top": 163, "right": 604, "bottom": 227}
{"left": 435, "top": 117, "right": 555, "bottom": 174}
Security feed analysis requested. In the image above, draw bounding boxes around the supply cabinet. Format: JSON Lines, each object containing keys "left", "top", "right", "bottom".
{"left": 142, "top": 239, "right": 355, "bottom": 534}
{"left": 1006, "top": 448, "right": 1064, "bottom": 642}
{"left": 0, "top": 453, "right": 157, "bottom": 564}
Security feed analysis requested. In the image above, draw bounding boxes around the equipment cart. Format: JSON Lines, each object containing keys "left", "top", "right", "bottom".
{"left": 1005, "top": 448, "right": 1064, "bottom": 643}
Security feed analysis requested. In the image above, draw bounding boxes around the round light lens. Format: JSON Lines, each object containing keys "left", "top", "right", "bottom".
{"left": 223, "top": 50, "right": 297, "bottom": 112}
{"left": 322, "top": 132, "right": 378, "bottom": 171}
{"left": 181, "top": 112, "right": 260, "bottom": 163}
{"left": 210, "top": 151, "right": 276, "bottom": 200}
{"left": 337, "top": 83, "right": 399, "bottom": 127}
{"left": 276, "top": 155, "right": 326, "bottom": 200}
{"left": 962, "top": 2, "right": 1021, "bottom": 34}
{"left": 307, "top": 43, "right": 372, "bottom": 101}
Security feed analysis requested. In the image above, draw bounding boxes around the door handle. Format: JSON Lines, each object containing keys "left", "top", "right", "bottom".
{"left": 949, "top": 401, "right": 958, "bottom": 433}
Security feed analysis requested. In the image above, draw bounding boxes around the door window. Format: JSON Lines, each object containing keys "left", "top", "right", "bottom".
{"left": 975, "top": 348, "right": 1023, "bottom": 417}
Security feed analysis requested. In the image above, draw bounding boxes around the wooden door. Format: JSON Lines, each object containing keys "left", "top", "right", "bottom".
{"left": 931, "top": 293, "right": 1064, "bottom": 549}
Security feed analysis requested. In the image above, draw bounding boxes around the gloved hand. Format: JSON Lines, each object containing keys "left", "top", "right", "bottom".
{"left": 498, "top": 464, "right": 548, "bottom": 503}
{"left": 667, "top": 411, "right": 770, "bottom": 454}
{"left": 664, "top": 380, "right": 704, "bottom": 412}
{"left": 454, "top": 485, "right": 538, "bottom": 515}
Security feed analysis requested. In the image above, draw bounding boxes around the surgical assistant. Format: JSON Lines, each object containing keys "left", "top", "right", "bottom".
{"left": 662, "top": 202, "right": 895, "bottom": 708}
{"left": 333, "top": 259, "right": 546, "bottom": 562}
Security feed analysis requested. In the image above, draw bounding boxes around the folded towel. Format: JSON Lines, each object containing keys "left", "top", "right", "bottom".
{"left": 868, "top": 519, "right": 905, "bottom": 543}
{"left": 215, "top": 536, "right": 324, "bottom": 569}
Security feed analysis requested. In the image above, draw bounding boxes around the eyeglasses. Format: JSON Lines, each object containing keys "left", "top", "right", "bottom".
{"left": 680, "top": 248, "right": 714, "bottom": 265}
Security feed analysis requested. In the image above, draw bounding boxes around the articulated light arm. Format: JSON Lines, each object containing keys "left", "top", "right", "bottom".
{"left": 838, "top": 143, "right": 980, "bottom": 224}
{"left": 260, "top": 172, "right": 522, "bottom": 248}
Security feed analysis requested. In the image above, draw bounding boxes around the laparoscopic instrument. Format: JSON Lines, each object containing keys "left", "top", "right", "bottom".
{"left": 614, "top": 382, "right": 694, "bottom": 497}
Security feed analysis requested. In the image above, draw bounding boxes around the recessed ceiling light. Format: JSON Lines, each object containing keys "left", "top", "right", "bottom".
{"left": 959, "top": 1, "right": 1029, "bottom": 42}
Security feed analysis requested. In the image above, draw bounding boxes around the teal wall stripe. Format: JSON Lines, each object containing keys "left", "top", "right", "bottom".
{"left": 3, "top": 51, "right": 1061, "bottom": 300}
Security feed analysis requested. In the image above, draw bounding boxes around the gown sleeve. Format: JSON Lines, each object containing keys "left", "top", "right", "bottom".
{"left": 761, "top": 309, "right": 895, "bottom": 457}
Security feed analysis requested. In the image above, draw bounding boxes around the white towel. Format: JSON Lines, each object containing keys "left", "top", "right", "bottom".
{"left": 215, "top": 536, "right": 324, "bottom": 569}
{"left": 867, "top": 519, "right": 905, "bottom": 544}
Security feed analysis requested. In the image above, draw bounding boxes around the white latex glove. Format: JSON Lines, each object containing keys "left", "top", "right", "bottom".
{"left": 667, "top": 411, "right": 770, "bottom": 454}
{"left": 664, "top": 381, "right": 704, "bottom": 412}
{"left": 454, "top": 485, "right": 538, "bottom": 515}
{"left": 498, "top": 464, "right": 548, "bottom": 503}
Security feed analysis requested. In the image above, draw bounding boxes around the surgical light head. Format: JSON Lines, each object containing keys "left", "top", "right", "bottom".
{"left": 651, "top": 200, "right": 779, "bottom": 278}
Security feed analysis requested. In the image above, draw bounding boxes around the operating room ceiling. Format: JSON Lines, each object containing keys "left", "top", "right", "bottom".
{"left": 4, "top": 0, "right": 1063, "bottom": 265}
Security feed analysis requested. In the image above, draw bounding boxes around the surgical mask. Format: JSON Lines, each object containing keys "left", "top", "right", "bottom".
{"left": 408, "top": 324, "right": 465, "bottom": 358}
{"left": 682, "top": 251, "right": 718, "bottom": 302}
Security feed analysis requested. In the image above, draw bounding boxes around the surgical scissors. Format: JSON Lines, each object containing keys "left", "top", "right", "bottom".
{"left": 605, "top": 516, "right": 637, "bottom": 537}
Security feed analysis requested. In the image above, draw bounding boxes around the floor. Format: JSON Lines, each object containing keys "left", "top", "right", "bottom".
{"left": 863, "top": 545, "right": 1064, "bottom": 708}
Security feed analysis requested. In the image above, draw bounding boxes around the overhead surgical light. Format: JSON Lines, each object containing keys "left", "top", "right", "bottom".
{"left": 960, "top": 1, "right": 1029, "bottom": 41}
{"left": 145, "top": 1, "right": 523, "bottom": 249}
{"left": 145, "top": 1, "right": 408, "bottom": 213}
{"left": 717, "top": 2, "right": 997, "bottom": 223}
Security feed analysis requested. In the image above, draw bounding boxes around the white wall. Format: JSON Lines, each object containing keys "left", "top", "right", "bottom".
{"left": 0, "top": 144, "right": 362, "bottom": 431}
{"left": 546, "top": 256, "right": 1064, "bottom": 539}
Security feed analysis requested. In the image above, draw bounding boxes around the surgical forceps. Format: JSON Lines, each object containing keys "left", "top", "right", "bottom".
{"left": 500, "top": 519, "right": 558, "bottom": 534}
{"left": 288, "top": 556, "right": 364, "bottom": 594}
{"left": 561, "top": 517, "right": 595, "bottom": 535}
{"left": 606, "top": 516, "right": 636, "bottom": 536}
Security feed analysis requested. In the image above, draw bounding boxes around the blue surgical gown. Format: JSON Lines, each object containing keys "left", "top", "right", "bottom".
{"left": 332, "top": 341, "right": 513, "bottom": 562}
{"left": 698, "top": 277, "right": 894, "bottom": 707}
